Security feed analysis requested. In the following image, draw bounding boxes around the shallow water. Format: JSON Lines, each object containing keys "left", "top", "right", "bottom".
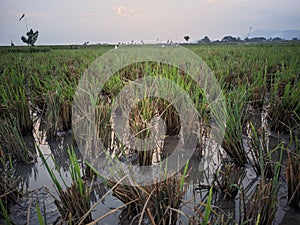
{"left": 10, "top": 136, "right": 124, "bottom": 225}
{"left": 6, "top": 128, "right": 299, "bottom": 225}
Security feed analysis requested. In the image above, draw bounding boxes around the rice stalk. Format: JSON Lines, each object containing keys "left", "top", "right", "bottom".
{"left": 0, "top": 157, "right": 20, "bottom": 224}
{"left": 0, "top": 198, "right": 13, "bottom": 225}
{"left": 214, "top": 163, "right": 245, "bottom": 199}
{"left": 221, "top": 92, "right": 248, "bottom": 166}
{"left": 36, "top": 201, "right": 46, "bottom": 225}
{"left": 97, "top": 162, "right": 190, "bottom": 225}
{"left": 268, "top": 80, "right": 300, "bottom": 133}
{"left": 95, "top": 101, "right": 112, "bottom": 150}
{"left": 43, "top": 91, "right": 61, "bottom": 139}
{"left": 38, "top": 146, "right": 93, "bottom": 224}
{"left": 0, "top": 115, "right": 33, "bottom": 163}
{"left": 247, "top": 123, "right": 276, "bottom": 179}
{"left": 286, "top": 134, "right": 300, "bottom": 210}
{"left": 239, "top": 153, "right": 282, "bottom": 225}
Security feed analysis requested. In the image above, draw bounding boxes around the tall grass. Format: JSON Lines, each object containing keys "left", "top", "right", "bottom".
{"left": 249, "top": 70, "right": 267, "bottom": 110}
{"left": 38, "top": 146, "right": 93, "bottom": 224}
{"left": 0, "top": 199, "right": 12, "bottom": 225}
{"left": 214, "top": 163, "right": 245, "bottom": 199}
{"left": 0, "top": 115, "right": 33, "bottom": 163}
{"left": 286, "top": 133, "right": 300, "bottom": 210}
{"left": 0, "top": 71, "right": 33, "bottom": 135}
{"left": 239, "top": 150, "right": 282, "bottom": 225}
{"left": 268, "top": 64, "right": 300, "bottom": 132}
{"left": 0, "top": 157, "right": 20, "bottom": 224}
{"left": 220, "top": 91, "right": 248, "bottom": 166}
{"left": 242, "top": 178, "right": 280, "bottom": 225}
{"left": 88, "top": 161, "right": 190, "bottom": 224}
{"left": 247, "top": 123, "right": 279, "bottom": 178}
{"left": 190, "top": 186, "right": 238, "bottom": 225}
{"left": 95, "top": 101, "right": 112, "bottom": 150}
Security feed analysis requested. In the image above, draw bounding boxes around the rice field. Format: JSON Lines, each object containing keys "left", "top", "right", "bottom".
{"left": 0, "top": 43, "right": 300, "bottom": 224}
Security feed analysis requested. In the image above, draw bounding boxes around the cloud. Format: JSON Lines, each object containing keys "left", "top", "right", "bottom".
{"left": 83, "top": 12, "right": 97, "bottom": 17}
{"left": 112, "top": 5, "right": 144, "bottom": 19}
{"left": 112, "top": 5, "right": 127, "bottom": 16}
{"left": 55, "top": 12, "right": 63, "bottom": 17}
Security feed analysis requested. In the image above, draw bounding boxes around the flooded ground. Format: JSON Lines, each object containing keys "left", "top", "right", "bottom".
{"left": 6, "top": 130, "right": 299, "bottom": 225}
{"left": 10, "top": 139, "right": 124, "bottom": 225}
{"left": 4, "top": 95, "right": 300, "bottom": 225}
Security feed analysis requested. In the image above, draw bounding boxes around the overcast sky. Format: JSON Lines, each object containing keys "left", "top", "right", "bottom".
{"left": 0, "top": 0, "right": 299, "bottom": 45}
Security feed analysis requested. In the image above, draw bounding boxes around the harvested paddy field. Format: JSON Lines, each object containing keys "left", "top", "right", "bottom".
{"left": 0, "top": 43, "right": 299, "bottom": 224}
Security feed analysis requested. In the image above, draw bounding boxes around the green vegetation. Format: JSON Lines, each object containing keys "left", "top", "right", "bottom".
{"left": 286, "top": 133, "right": 300, "bottom": 210}
{"left": 21, "top": 29, "right": 39, "bottom": 46}
{"left": 0, "top": 43, "right": 299, "bottom": 224}
{"left": 38, "top": 146, "right": 93, "bottom": 224}
{"left": 0, "top": 157, "right": 20, "bottom": 224}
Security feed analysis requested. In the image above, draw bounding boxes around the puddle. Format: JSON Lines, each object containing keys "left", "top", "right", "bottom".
{"left": 9, "top": 186, "right": 61, "bottom": 225}
{"left": 5, "top": 103, "right": 300, "bottom": 224}
{"left": 10, "top": 134, "right": 123, "bottom": 225}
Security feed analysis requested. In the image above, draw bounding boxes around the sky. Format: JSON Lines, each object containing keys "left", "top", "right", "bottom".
{"left": 0, "top": 0, "right": 299, "bottom": 45}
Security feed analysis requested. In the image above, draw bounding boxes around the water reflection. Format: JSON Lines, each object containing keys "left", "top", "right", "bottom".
{"left": 14, "top": 133, "right": 76, "bottom": 193}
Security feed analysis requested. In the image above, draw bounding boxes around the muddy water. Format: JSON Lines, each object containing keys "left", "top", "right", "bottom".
{"left": 10, "top": 135, "right": 123, "bottom": 225}
{"left": 7, "top": 129, "right": 299, "bottom": 225}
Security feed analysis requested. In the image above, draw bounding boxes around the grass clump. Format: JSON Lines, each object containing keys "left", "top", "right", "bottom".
{"left": 286, "top": 134, "right": 300, "bottom": 210}
{"left": 214, "top": 163, "right": 245, "bottom": 199}
{"left": 190, "top": 187, "right": 237, "bottom": 225}
{"left": 268, "top": 74, "right": 300, "bottom": 133}
{"left": 0, "top": 157, "right": 21, "bottom": 224}
{"left": 286, "top": 151, "right": 300, "bottom": 210}
{"left": 241, "top": 178, "right": 279, "bottom": 225}
{"left": 38, "top": 146, "right": 93, "bottom": 224}
{"left": 239, "top": 156, "right": 282, "bottom": 225}
{"left": 247, "top": 123, "right": 277, "bottom": 179}
{"left": 221, "top": 92, "right": 248, "bottom": 167}
{"left": 0, "top": 116, "right": 34, "bottom": 163}
{"left": 89, "top": 161, "right": 190, "bottom": 225}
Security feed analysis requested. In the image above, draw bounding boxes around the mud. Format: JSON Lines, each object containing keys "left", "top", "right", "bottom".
{"left": 9, "top": 186, "right": 60, "bottom": 225}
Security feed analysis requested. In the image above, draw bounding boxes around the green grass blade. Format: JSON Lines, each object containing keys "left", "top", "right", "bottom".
{"left": 36, "top": 201, "right": 45, "bottom": 225}
{"left": 203, "top": 187, "right": 213, "bottom": 225}
{"left": 179, "top": 160, "right": 189, "bottom": 190}
{"left": 0, "top": 199, "right": 12, "bottom": 225}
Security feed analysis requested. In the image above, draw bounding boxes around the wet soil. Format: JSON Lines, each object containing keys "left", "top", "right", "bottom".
{"left": 280, "top": 209, "right": 300, "bottom": 225}
{"left": 9, "top": 186, "right": 60, "bottom": 225}
{"left": 4, "top": 116, "right": 300, "bottom": 225}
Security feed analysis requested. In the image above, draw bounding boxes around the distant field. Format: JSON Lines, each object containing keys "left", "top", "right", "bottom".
{"left": 1, "top": 42, "right": 299, "bottom": 155}
{"left": 1, "top": 42, "right": 299, "bottom": 152}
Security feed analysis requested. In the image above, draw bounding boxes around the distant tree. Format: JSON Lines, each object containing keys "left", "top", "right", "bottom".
{"left": 197, "top": 36, "right": 211, "bottom": 44}
{"left": 21, "top": 29, "right": 39, "bottom": 46}
{"left": 248, "top": 37, "right": 266, "bottom": 43}
{"left": 292, "top": 37, "right": 298, "bottom": 41}
{"left": 11, "top": 40, "right": 14, "bottom": 46}
{"left": 221, "top": 36, "right": 238, "bottom": 42}
{"left": 202, "top": 36, "right": 210, "bottom": 43}
{"left": 184, "top": 35, "right": 190, "bottom": 42}
{"left": 272, "top": 37, "right": 283, "bottom": 42}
